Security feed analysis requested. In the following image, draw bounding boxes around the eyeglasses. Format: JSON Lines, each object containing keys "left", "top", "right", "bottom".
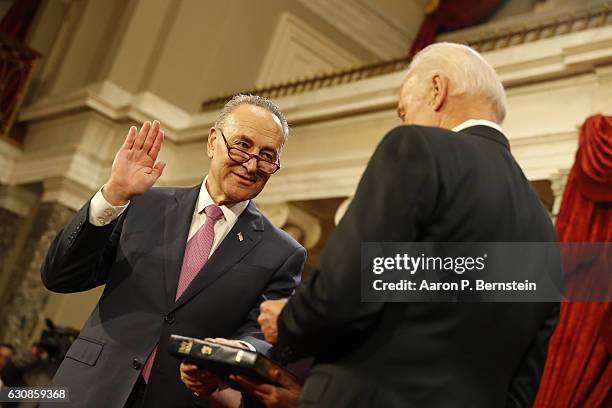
{"left": 217, "top": 128, "right": 281, "bottom": 174}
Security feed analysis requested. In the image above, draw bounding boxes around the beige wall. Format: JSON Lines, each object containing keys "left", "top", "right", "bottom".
{"left": 24, "top": 0, "right": 377, "bottom": 113}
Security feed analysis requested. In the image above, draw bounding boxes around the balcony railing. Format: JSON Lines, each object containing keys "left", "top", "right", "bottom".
{"left": 0, "top": 35, "right": 41, "bottom": 145}
{"left": 201, "top": 3, "right": 612, "bottom": 112}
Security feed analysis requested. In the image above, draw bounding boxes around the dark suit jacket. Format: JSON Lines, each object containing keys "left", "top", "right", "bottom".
{"left": 40, "top": 185, "right": 306, "bottom": 408}
{"left": 277, "top": 125, "right": 560, "bottom": 408}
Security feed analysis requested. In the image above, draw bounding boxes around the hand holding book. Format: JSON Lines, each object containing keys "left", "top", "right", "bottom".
{"left": 169, "top": 334, "right": 298, "bottom": 388}
{"left": 231, "top": 369, "right": 301, "bottom": 408}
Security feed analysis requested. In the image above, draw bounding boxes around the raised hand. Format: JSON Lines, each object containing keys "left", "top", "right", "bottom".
{"left": 103, "top": 120, "right": 166, "bottom": 205}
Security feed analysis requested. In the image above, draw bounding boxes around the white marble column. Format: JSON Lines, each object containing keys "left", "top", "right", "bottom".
{"left": 550, "top": 168, "right": 571, "bottom": 223}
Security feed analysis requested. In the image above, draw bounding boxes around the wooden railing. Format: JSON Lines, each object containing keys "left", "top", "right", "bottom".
{"left": 201, "top": 57, "right": 410, "bottom": 112}
{"left": 0, "top": 35, "right": 41, "bottom": 144}
{"left": 201, "top": 3, "right": 612, "bottom": 112}
{"left": 460, "top": 3, "right": 612, "bottom": 53}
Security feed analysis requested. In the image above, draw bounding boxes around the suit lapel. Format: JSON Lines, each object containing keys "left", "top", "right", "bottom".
{"left": 169, "top": 201, "right": 264, "bottom": 313}
{"left": 163, "top": 185, "right": 200, "bottom": 308}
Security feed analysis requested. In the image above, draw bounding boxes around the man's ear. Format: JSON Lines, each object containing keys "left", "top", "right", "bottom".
{"left": 207, "top": 127, "right": 217, "bottom": 159}
{"left": 431, "top": 74, "right": 449, "bottom": 112}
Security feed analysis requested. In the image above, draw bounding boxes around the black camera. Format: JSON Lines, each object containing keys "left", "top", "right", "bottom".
{"left": 37, "top": 318, "right": 79, "bottom": 364}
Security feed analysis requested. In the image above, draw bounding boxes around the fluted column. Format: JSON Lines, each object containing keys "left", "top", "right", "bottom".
{"left": 0, "top": 201, "right": 74, "bottom": 351}
{"left": 0, "top": 186, "right": 38, "bottom": 257}
{"left": 0, "top": 184, "right": 39, "bottom": 297}
{"left": 0, "top": 208, "right": 23, "bottom": 267}
{"left": 550, "top": 169, "right": 570, "bottom": 223}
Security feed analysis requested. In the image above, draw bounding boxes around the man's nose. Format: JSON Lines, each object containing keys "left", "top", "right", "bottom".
{"left": 242, "top": 156, "right": 258, "bottom": 173}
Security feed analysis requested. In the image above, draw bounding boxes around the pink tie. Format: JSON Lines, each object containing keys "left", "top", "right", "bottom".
{"left": 142, "top": 204, "right": 223, "bottom": 382}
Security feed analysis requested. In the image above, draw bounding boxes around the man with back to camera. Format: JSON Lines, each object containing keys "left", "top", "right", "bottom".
{"left": 257, "top": 43, "right": 561, "bottom": 408}
{"left": 40, "top": 94, "right": 306, "bottom": 408}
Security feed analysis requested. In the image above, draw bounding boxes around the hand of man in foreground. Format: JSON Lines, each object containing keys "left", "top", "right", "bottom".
{"left": 179, "top": 362, "right": 224, "bottom": 396}
{"left": 231, "top": 366, "right": 302, "bottom": 408}
{"left": 258, "top": 299, "right": 288, "bottom": 344}
{"left": 179, "top": 338, "right": 249, "bottom": 395}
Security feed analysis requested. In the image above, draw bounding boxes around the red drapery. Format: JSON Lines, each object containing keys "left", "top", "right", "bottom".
{"left": 0, "top": 0, "right": 41, "bottom": 141}
{"left": 534, "top": 114, "right": 612, "bottom": 407}
{"left": 0, "top": 0, "right": 41, "bottom": 42}
{"left": 409, "top": 0, "right": 504, "bottom": 58}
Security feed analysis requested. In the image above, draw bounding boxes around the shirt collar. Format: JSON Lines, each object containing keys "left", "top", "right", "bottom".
{"left": 197, "top": 177, "right": 249, "bottom": 225}
{"left": 452, "top": 119, "right": 504, "bottom": 134}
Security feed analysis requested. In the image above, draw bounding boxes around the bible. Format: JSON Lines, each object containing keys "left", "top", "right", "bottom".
{"left": 167, "top": 334, "right": 297, "bottom": 387}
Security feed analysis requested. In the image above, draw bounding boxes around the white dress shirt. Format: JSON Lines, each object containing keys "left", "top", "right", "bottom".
{"left": 452, "top": 118, "right": 504, "bottom": 133}
{"left": 89, "top": 178, "right": 248, "bottom": 259}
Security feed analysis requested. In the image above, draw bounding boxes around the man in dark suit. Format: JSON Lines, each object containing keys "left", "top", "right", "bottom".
{"left": 258, "top": 43, "right": 560, "bottom": 408}
{"left": 40, "top": 95, "right": 306, "bottom": 408}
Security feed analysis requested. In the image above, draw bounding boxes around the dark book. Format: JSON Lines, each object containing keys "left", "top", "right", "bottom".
{"left": 167, "top": 334, "right": 297, "bottom": 388}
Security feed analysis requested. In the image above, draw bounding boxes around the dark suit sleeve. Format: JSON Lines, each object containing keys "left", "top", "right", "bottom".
{"left": 233, "top": 245, "right": 306, "bottom": 355}
{"left": 277, "top": 126, "right": 438, "bottom": 361}
{"left": 506, "top": 303, "right": 560, "bottom": 407}
{"left": 41, "top": 200, "right": 125, "bottom": 293}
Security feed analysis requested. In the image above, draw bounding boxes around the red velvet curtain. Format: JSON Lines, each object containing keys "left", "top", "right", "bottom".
{"left": 409, "top": 0, "right": 504, "bottom": 58}
{"left": 0, "top": 0, "right": 41, "bottom": 42}
{"left": 534, "top": 114, "right": 612, "bottom": 407}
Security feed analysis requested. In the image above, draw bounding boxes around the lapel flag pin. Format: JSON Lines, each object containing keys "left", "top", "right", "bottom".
{"left": 238, "top": 232, "right": 244, "bottom": 242}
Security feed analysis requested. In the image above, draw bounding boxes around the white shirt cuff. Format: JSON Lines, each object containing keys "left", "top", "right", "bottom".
{"left": 88, "top": 187, "right": 129, "bottom": 226}
{"left": 237, "top": 341, "right": 256, "bottom": 352}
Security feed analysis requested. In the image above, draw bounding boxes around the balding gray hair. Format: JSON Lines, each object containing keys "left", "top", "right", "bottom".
{"left": 407, "top": 42, "right": 507, "bottom": 123}
{"left": 214, "top": 94, "right": 289, "bottom": 146}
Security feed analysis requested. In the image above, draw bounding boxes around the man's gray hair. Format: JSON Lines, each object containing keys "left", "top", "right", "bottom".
{"left": 214, "top": 94, "right": 289, "bottom": 145}
{"left": 407, "top": 42, "right": 507, "bottom": 123}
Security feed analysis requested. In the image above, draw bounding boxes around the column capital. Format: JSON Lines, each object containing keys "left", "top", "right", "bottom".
{"left": 550, "top": 168, "right": 571, "bottom": 221}
{"left": 42, "top": 177, "right": 94, "bottom": 212}
{"left": 257, "top": 202, "right": 322, "bottom": 249}
{"left": 0, "top": 184, "right": 39, "bottom": 217}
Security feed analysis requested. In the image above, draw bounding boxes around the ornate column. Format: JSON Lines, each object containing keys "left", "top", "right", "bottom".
{"left": 257, "top": 202, "right": 322, "bottom": 249}
{"left": 0, "top": 184, "right": 39, "bottom": 291}
{"left": 0, "top": 200, "right": 74, "bottom": 351}
{"left": 0, "top": 202, "right": 24, "bottom": 265}
{"left": 550, "top": 168, "right": 570, "bottom": 223}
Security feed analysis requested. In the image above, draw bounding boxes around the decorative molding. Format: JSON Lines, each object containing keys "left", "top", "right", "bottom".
{"left": 0, "top": 185, "right": 39, "bottom": 217}
{"left": 509, "top": 131, "right": 579, "bottom": 181}
{"left": 297, "top": 0, "right": 424, "bottom": 60}
{"left": 439, "top": 0, "right": 611, "bottom": 46}
{"left": 256, "top": 12, "right": 363, "bottom": 87}
{"left": 41, "top": 177, "right": 93, "bottom": 211}
{"left": 488, "top": 26, "right": 612, "bottom": 86}
{"left": 202, "top": 2, "right": 612, "bottom": 110}
{"left": 17, "top": 25, "right": 612, "bottom": 143}
{"left": 19, "top": 81, "right": 216, "bottom": 144}
{"left": 5, "top": 23, "right": 609, "bottom": 206}
{"left": 0, "top": 139, "right": 21, "bottom": 184}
